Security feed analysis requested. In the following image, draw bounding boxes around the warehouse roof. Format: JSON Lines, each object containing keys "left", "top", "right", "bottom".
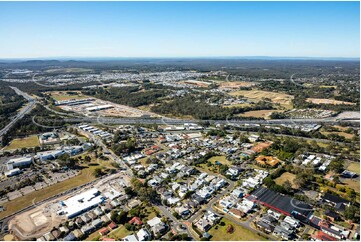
{"left": 248, "top": 187, "right": 313, "bottom": 218}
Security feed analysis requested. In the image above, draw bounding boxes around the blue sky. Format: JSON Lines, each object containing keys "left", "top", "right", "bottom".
{"left": 0, "top": 1, "right": 359, "bottom": 58}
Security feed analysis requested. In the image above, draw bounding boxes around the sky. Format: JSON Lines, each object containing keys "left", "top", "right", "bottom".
{"left": 0, "top": 1, "right": 359, "bottom": 59}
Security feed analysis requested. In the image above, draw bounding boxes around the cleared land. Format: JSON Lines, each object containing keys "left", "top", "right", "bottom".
{"left": 229, "top": 89, "right": 293, "bottom": 108}
{"left": 219, "top": 81, "right": 256, "bottom": 89}
{"left": 306, "top": 98, "right": 356, "bottom": 106}
{"left": 4, "top": 135, "right": 40, "bottom": 151}
{"left": 238, "top": 109, "right": 278, "bottom": 119}
{"left": 0, "top": 165, "right": 97, "bottom": 219}
{"left": 208, "top": 218, "right": 266, "bottom": 241}
{"left": 275, "top": 172, "right": 298, "bottom": 189}
{"left": 48, "top": 91, "right": 88, "bottom": 101}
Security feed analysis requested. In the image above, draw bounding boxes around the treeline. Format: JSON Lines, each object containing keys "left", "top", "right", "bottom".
{"left": 259, "top": 80, "right": 359, "bottom": 111}
{"left": 2, "top": 80, "right": 100, "bottom": 96}
{"left": 1, "top": 105, "right": 66, "bottom": 146}
{"left": 83, "top": 86, "right": 170, "bottom": 107}
{"left": 0, "top": 84, "right": 26, "bottom": 130}
{"left": 151, "top": 94, "right": 273, "bottom": 120}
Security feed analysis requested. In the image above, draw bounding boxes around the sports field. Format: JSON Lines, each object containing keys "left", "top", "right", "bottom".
{"left": 4, "top": 135, "right": 40, "bottom": 151}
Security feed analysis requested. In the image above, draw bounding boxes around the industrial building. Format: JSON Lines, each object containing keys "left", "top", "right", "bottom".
{"left": 58, "top": 188, "right": 105, "bottom": 219}
{"left": 5, "top": 168, "right": 21, "bottom": 177}
{"left": 86, "top": 105, "right": 113, "bottom": 112}
{"left": 6, "top": 156, "right": 33, "bottom": 170}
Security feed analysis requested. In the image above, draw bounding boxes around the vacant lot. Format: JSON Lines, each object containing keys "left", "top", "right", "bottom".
{"left": 229, "top": 89, "right": 293, "bottom": 108}
{"left": 48, "top": 91, "right": 88, "bottom": 101}
{"left": 238, "top": 109, "right": 278, "bottom": 119}
{"left": 347, "top": 162, "right": 360, "bottom": 174}
{"left": 219, "top": 81, "right": 256, "bottom": 89}
{"left": 306, "top": 98, "right": 356, "bottom": 106}
{"left": 108, "top": 225, "right": 132, "bottom": 240}
{"left": 208, "top": 156, "right": 231, "bottom": 166}
{"left": 4, "top": 135, "right": 40, "bottom": 151}
{"left": 275, "top": 172, "right": 298, "bottom": 188}
{"left": 0, "top": 165, "right": 97, "bottom": 219}
{"left": 208, "top": 218, "right": 266, "bottom": 241}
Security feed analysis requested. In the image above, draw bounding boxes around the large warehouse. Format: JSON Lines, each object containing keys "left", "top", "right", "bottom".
{"left": 58, "top": 188, "right": 105, "bottom": 219}
{"left": 247, "top": 187, "right": 314, "bottom": 220}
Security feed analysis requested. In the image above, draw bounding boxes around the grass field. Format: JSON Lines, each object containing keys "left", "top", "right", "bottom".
{"left": 228, "top": 89, "right": 293, "bottom": 109}
{"left": 208, "top": 218, "right": 266, "bottom": 241}
{"left": 48, "top": 91, "right": 88, "bottom": 101}
{"left": 238, "top": 109, "right": 278, "bottom": 119}
{"left": 342, "top": 179, "right": 360, "bottom": 192}
{"left": 208, "top": 156, "right": 231, "bottom": 166}
{"left": 108, "top": 225, "right": 132, "bottom": 240}
{"left": 321, "top": 131, "right": 354, "bottom": 140}
{"left": 347, "top": 162, "right": 360, "bottom": 174}
{"left": 4, "top": 135, "right": 40, "bottom": 150}
{"left": 0, "top": 165, "right": 97, "bottom": 219}
{"left": 274, "top": 172, "right": 298, "bottom": 188}
{"left": 85, "top": 230, "right": 101, "bottom": 241}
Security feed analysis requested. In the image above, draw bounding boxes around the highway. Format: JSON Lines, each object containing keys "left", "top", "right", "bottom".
{"left": 60, "top": 116, "right": 359, "bottom": 126}
{"left": 0, "top": 87, "right": 36, "bottom": 137}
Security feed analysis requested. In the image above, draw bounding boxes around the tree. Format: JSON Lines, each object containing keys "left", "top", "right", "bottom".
{"left": 283, "top": 180, "right": 293, "bottom": 191}
{"left": 344, "top": 205, "right": 359, "bottom": 222}
{"left": 93, "top": 168, "right": 103, "bottom": 178}
{"left": 329, "top": 158, "right": 344, "bottom": 173}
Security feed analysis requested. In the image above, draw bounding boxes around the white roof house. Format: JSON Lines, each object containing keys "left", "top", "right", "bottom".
{"left": 147, "top": 217, "right": 163, "bottom": 228}
{"left": 136, "top": 228, "right": 151, "bottom": 241}
{"left": 123, "top": 234, "right": 138, "bottom": 241}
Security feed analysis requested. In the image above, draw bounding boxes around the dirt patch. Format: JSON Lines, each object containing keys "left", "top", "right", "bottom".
{"left": 219, "top": 81, "right": 256, "bottom": 89}
{"left": 275, "top": 172, "right": 298, "bottom": 189}
{"left": 306, "top": 98, "right": 356, "bottom": 106}
{"left": 238, "top": 109, "right": 278, "bottom": 119}
{"left": 229, "top": 89, "right": 293, "bottom": 108}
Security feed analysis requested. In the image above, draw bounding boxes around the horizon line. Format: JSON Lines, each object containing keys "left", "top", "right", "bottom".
{"left": 0, "top": 55, "right": 360, "bottom": 61}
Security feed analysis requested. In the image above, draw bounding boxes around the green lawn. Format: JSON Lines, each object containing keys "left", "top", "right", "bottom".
{"left": 347, "top": 162, "right": 360, "bottom": 174}
{"left": 108, "top": 226, "right": 132, "bottom": 240}
{"left": 274, "top": 172, "right": 298, "bottom": 189}
{"left": 4, "top": 135, "right": 40, "bottom": 150}
{"left": 208, "top": 156, "right": 231, "bottom": 166}
{"left": 208, "top": 218, "right": 267, "bottom": 241}
{"left": 49, "top": 91, "right": 88, "bottom": 101}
